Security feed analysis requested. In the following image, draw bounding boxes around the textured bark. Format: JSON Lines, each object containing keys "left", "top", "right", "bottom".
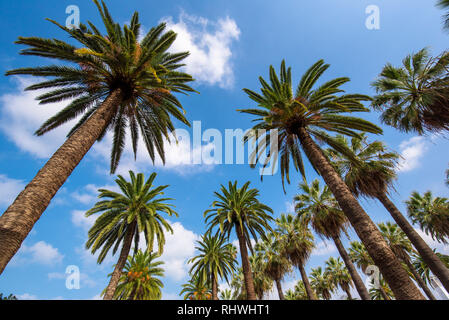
{"left": 103, "top": 221, "right": 136, "bottom": 300}
{"left": 332, "top": 235, "right": 370, "bottom": 300}
{"left": 344, "top": 288, "right": 353, "bottom": 300}
{"left": 297, "top": 127, "right": 425, "bottom": 300}
{"left": 235, "top": 225, "right": 257, "bottom": 300}
{"left": 377, "top": 193, "right": 449, "bottom": 293}
{"left": 275, "top": 279, "right": 285, "bottom": 300}
{"left": 298, "top": 264, "right": 317, "bottom": 300}
{"left": 0, "top": 89, "right": 123, "bottom": 275}
{"left": 212, "top": 275, "right": 218, "bottom": 300}
{"left": 403, "top": 258, "right": 436, "bottom": 300}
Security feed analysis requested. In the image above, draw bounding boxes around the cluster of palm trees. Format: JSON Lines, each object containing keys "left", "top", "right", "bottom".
{"left": 0, "top": 0, "right": 448, "bottom": 301}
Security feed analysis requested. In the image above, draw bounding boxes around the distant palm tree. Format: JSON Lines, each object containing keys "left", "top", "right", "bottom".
{"left": 0, "top": 293, "right": 18, "bottom": 300}
{"left": 188, "top": 234, "right": 237, "bottom": 300}
{"left": 0, "top": 0, "right": 195, "bottom": 274}
{"left": 310, "top": 267, "right": 334, "bottom": 300}
{"left": 372, "top": 48, "right": 449, "bottom": 134}
{"left": 255, "top": 233, "right": 292, "bottom": 300}
{"left": 284, "top": 289, "right": 297, "bottom": 300}
{"left": 446, "top": 166, "right": 449, "bottom": 187}
{"left": 249, "top": 253, "right": 274, "bottom": 300}
{"left": 219, "top": 289, "right": 233, "bottom": 300}
{"left": 275, "top": 213, "right": 317, "bottom": 300}
{"left": 293, "top": 281, "right": 310, "bottom": 300}
{"left": 437, "top": 0, "right": 449, "bottom": 30}
{"left": 296, "top": 179, "right": 370, "bottom": 300}
{"left": 85, "top": 171, "right": 177, "bottom": 300}
{"left": 413, "top": 250, "right": 449, "bottom": 285}
{"left": 326, "top": 134, "right": 449, "bottom": 293}
{"left": 369, "top": 277, "right": 395, "bottom": 300}
{"left": 349, "top": 241, "right": 392, "bottom": 300}
{"left": 180, "top": 275, "right": 212, "bottom": 300}
{"left": 406, "top": 191, "right": 449, "bottom": 244}
{"left": 378, "top": 222, "right": 436, "bottom": 300}
{"left": 110, "top": 250, "right": 164, "bottom": 300}
{"left": 325, "top": 257, "right": 354, "bottom": 300}
{"left": 240, "top": 60, "right": 422, "bottom": 299}
{"left": 204, "top": 181, "right": 274, "bottom": 300}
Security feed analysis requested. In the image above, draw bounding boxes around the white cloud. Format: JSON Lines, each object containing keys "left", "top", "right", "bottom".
{"left": 17, "top": 293, "right": 38, "bottom": 300}
{"left": 0, "top": 77, "right": 77, "bottom": 159}
{"left": 11, "top": 241, "right": 64, "bottom": 266}
{"left": 397, "top": 136, "right": 428, "bottom": 172}
{"left": 0, "top": 174, "right": 25, "bottom": 206}
{"left": 285, "top": 201, "right": 295, "bottom": 214}
{"left": 71, "top": 210, "right": 98, "bottom": 232}
{"left": 162, "top": 12, "right": 240, "bottom": 88}
{"left": 311, "top": 240, "right": 337, "bottom": 256}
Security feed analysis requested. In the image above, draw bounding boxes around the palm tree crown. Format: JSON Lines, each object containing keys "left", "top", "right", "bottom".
{"left": 372, "top": 48, "right": 449, "bottom": 134}
{"left": 6, "top": 0, "right": 196, "bottom": 172}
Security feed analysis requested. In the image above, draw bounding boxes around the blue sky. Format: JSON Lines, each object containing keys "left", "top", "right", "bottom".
{"left": 0, "top": 0, "right": 448, "bottom": 300}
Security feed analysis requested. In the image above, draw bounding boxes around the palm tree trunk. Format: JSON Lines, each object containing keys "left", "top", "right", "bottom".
{"left": 103, "top": 221, "right": 136, "bottom": 300}
{"left": 402, "top": 258, "right": 436, "bottom": 300}
{"left": 235, "top": 225, "right": 257, "bottom": 300}
{"left": 332, "top": 235, "right": 370, "bottom": 300}
{"left": 0, "top": 89, "right": 124, "bottom": 275}
{"left": 275, "top": 279, "right": 285, "bottom": 300}
{"left": 212, "top": 274, "right": 218, "bottom": 300}
{"left": 344, "top": 287, "right": 353, "bottom": 300}
{"left": 298, "top": 264, "right": 317, "bottom": 300}
{"left": 376, "top": 192, "right": 449, "bottom": 293}
{"left": 297, "top": 127, "right": 425, "bottom": 300}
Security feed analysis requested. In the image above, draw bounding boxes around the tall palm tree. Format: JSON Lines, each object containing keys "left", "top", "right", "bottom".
{"left": 249, "top": 253, "right": 274, "bottom": 300}
{"left": 239, "top": 60, "right": 423, "bottom": 299}
{"left": 0, "top": 0, "right": 195, "bottom": 274}
{"left": 349, "top": 241, "right": 392, "bottom": 300}
{"left": 275, "top": 213, "right": 317, "bottom": 300}
{"left": 310, "top": 267, "right": 334, "bottom": 300}
{"left": 413, "top": 250, "right": 449, "bottom": 285}
{"left": 204, "top": 181, "right": 274, "bottom": 300}
{"left": 295, "top": 179, "right": 370, "bottom": 300}
{"left": 255, "top": 233, "right": 292, "bottom": 300}
{"left": 406, "top": 191, "right": 449, "bottom": 244}
{"left": 378, "top": 222, "right": 436, "bottom": 300}
{"left": 188, "top": 234, "right": 237, "bottom": 300}
{"left": 111, "top": 249, "right": 164, "bottom": 300}
{"left": 326, "top": 134, "right": 449, "bottom": 293}
{"left": 85, "top": 171, "right": 177, "bottom": 300}
{"left": 293, "top": 280, "right": 310, "bottom": 300}
{"left": 437, "top": 0, "right": 449, "bottom": 30}
{"left": 372, "top": 48, "right": 449, "bottom": 134}
{"left": 325, "top": 257, "right": 354, "bottom": 300}
{"left": 180, "top": 275, "right": 212, "bottom": 300}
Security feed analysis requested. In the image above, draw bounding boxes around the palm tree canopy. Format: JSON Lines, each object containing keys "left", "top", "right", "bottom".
{"left": 406, "top": 191, "right": 449, "bottom": 244}
{"left": 325, "top": 257, "right": 353, "bottom": 294}
{"left": 6, "top": 0, "right": 196, "bottom": 173}
{"left": 255, "top": 233, "right": 292, "bottom": 281}
{"left": 378, "top": 222, "right": 414, "bottom": 262}
{"left": 437, "top": 0, "right": 449, "bottom": 30}
{"left": 180, "top": 275, "right": 212, "bottom": 300}
{"left": 325, "top": 134, "right": 399, "bottom": 198}
{"left": 349, "top": 241, "right": 374, "bottom": 273}
{"left": 112, "top": 249, "right": 164, "bottom": 300}
{"left": 85, "top": 171, "right": 177, "bottom": 263}
{"left": 295, "top": 179, "right": 349, "bottom": 240}
{"left": 412, "top": 249, "right": 449, "bottom": 285}
{"left": 310, "top": 266, "right": 334, "bottom": 300}
{"left": 239, "top": 60, "right": 382, "bottom": 189}
{"left": 188, "top": 233, "right": 237, "bottom": 286}
{"left": 204, "top": 181, "right": 274, "bottom": 251}
{"left": 275, "top": 213, "right": 315, "bottom": 267}
{"left": 371, "top": 48, "right": 449, "bottom": 134}
{"left": 249, "top": 253, "right": 274, "bottom": 299}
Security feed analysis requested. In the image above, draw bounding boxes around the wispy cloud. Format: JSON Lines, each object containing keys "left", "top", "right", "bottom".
{"left": 397, "top": 136, "right": 428, "bottom": 172}
{"left": 311, "top": 240, "right": 337, "bottom": 256}
{"left": 11, "top": 241, "right": 64, "bottom": 266}
{"left": 0, "top": 174, "right": 25, "bottom": 207}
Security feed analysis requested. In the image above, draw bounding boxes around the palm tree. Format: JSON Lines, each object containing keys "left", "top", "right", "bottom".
{"left": 85, "top": 171, "right": 177, "bottom": 300}
{"left": 275, "top": 213, "right": 317, "bottom": 300}
{"left": 326, "top": 134, "right": 449, "bottom": 293}
{"left": 188, "top": 234, "right": 237, "bottom": 300}
{"left": 180, "top": 275, "right": 212, "bottom": 300}
{"left": 295, "top": 179, "right": 370, "bottom": 300}
{"left": 437, "top": 0, "right": 449, "bottom": 30}
{"left": 406, "top": 191, "right": 449, "bottom": 244}
{"left": 219, "top": 289, "right": 233, "bottom": 300}
{"left": 369, "top": 277, "right": 395, "bottom": 300}
{"left": 349, "top": 240, "right": 392, "bottom": 300}
{"left": 413, "top": 250, "right": 449, "bottom": 285}
{"left": 310, "top": 267, "right": 334, "bottom": 300}
{"left": 372, "top": 48, "right": 449, "bottom": 134}
{"left": 293, "top": 281, "right": 310, "bottom": 300}
{"left": 325, "top": 257, "right": 354, "bottom": 300}
{"left": 249, "top": 253, "right": 274, "bottom": 300}
{"left": 0, "top": 293, "right": 18, "bottom": 300}
{"left": 111, "top": 249, "right": 164, "bottom": 300}
{"left": 255, "top": 233, "right": 292, "bottom": 300}
{"left": 378, "top": 222, "right": 436, "bottom": 300}
{"left": 239, "top": 60, "right": 423, "bottom": 299}
{"left": 204, "top": 181, "right": 274, "bottom": 300}
{"left": 284, "top": 289, "right": 297, "bottom": 300}
{"left": 446, "top": 166, "right": 449, "bottom": 187}
{"left": 0, "top": 0, "right": 195, "bottom": 274}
